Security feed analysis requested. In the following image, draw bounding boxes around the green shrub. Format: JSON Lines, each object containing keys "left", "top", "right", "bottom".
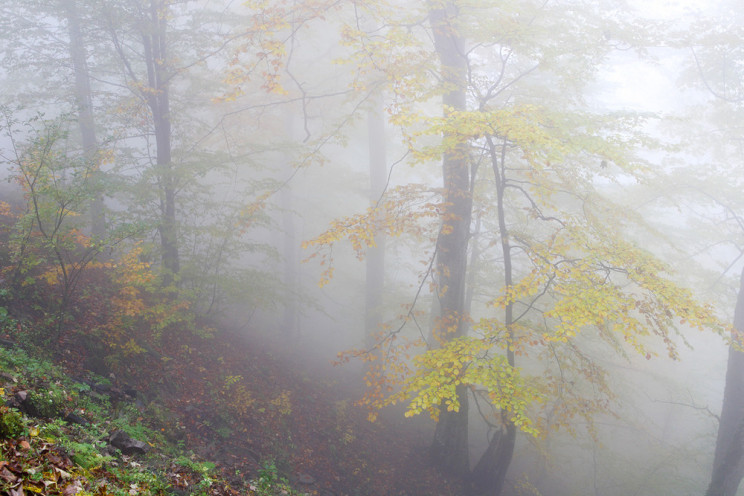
{"left": 250, "top": 460, "right": 297, "bottom": 496}
{"left": 0, "top": 406, "right": 25, "bottom": 438}
{"left": 27, "top": 387, "right": 68, "bottom": 418}
{"left": 68, "top": 440, "right": 108, "bottom": 469}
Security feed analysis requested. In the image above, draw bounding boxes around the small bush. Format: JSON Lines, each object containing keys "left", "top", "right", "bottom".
{"left": 68, "top": 440, "right": 108, "bottom": 469}
{"left": 249, "top": 460, "right": 297, "bottom": 496}
{"left": 27, "top": 388, "right": 68, "bottom": 418}
{"left": 0, "top": 406, "right": 25, "bottom": 438}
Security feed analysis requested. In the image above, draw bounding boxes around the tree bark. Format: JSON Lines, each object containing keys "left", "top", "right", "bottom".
{"left": 142, "top": 0, "right": 179, "bottom": 283}
{"left": 467, "top": 136, "right": 519, "bottom": 496}
{"left": 63, "top": 0, "right": 105, "bottom": 238}
{"left": 706, "top": 267, "right": 744, "bottom": 496}
{"left": 281, "top": 109, "right": 299, "bottom": 336}
{"left": 470, "top": 422, "right": 516, "bottom": 496}
{"left": 365, "top": 90, "right": 387, "bottom": 351}
{"left": 428, "top": 1, "right": 472, "bottom": 478}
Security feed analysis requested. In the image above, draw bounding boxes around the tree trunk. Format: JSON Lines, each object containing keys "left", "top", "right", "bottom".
{"left": 471, "top": 423, "right": 516, "bottom": 496}
{"left": 428, "top": 1, "right": 472, "bottom": 478}
{"left": 464, "top": 211, "right": 481, "bottom": 334}
{"left": 467, "top": 136, "right": 519, "bottom": 496}
{"left": 365, "top": 90, "right": 387, "bottom": 351}
{"left": 281, "top": 109, "right": 299, "bottom": 336}
{"left": 63, "top": 0, "right": 105, "bottom": 238}
{"left": 142, "top": 0, "right": 179, "bottom": 283}
{"left": 706, "top": 267, "right": 744, "bottom": 496}
{"left": 470, "top": 423, "right": 516, "bottom": 496}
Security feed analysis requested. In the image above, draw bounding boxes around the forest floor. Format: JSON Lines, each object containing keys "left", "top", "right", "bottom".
{"left": 0, "top": 321, "right": 462, "bottom": 496}
{"left": 152, "top": 325, "right": 461, "bottom": 495}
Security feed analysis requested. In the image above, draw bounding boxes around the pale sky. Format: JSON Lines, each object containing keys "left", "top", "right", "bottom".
{"left": 595, "top": 0, "right": 714, "bottom": 113}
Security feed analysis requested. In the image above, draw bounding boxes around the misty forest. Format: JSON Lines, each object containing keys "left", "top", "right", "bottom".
{"left": 0, "top": 0, "right": 743, "bottom": 495}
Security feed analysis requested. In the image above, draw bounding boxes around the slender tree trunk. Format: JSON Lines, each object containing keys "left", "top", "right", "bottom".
{"left": 464, "top": 211, "right": 481, "bottom": 333}
{"left": 63, "top": 0, "right": 105, "bottom": 238}
{"left": 706, "top": 267, "right": 744, "bottom": 496}
{"left": 142, "top": 0, "right": 179, "bottom": 283}
{"left": 428, "top": 1, "right": 472, "bottom": 478}
{"left": 469, "top": 136, "right": 518, "bottom": 496}
{"left": 365, "top": 90, "right": 387, "bottom": 351}
{"left": 281, "top": 109, "right": 299, "bottom": 336}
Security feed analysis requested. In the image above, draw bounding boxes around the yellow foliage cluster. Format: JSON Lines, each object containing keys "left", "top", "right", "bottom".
{"left": 107, "top": 245, "right": 155, "bottom": 320}
{"left": 341, "top": 332, "right": 420, "bottom": 423}
{"left": 219, "top": 0, "right": 342, "bottom": 101}
{"left": 221, "top": 375, "right": 256, "bottom": 420}
{"left": 404, "top": 337, "right": 541, "bottom": 436}
{"left": 0, "top": 202, "right": 13, "bottom": 218}
{"left": 303, "top": 184, "right": 440, "bottom": 286}
{"left": 99, "top": 244, "right": 198, "bottom": 377}
{"left": 270, "top": 390, "right": 292, "bottom": 417}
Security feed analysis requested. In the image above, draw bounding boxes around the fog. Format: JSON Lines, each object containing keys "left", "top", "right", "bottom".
{"left": 0, "top": 0, "right": 742, "bottom": 495}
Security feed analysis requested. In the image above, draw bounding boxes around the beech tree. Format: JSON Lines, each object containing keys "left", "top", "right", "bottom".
{"left": 101, "top": 0, "right": 181, "bottom": 283}
{"left": 306, "top": 1, "right": 718, "bottom": 493}
{"left": 0, "top": 0, "right": 107, "bottom": 237}
{"left": 0, "top": 0, "right": 308, "bottom": 313}
{"left": 63, "top": 0, "right": 106, "bottom": 238}
{"left": 90, "top": 0, "right": 313, "bottom": 301}
{"left": 664, "top": 7, "right": 744, "bottom": 494}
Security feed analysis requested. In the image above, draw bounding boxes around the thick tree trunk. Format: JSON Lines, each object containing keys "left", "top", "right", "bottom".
{"left": 63, "top": 0, "right": 105, "bottom": 238}
{"left": 471, "top": 423, "right": 516, "bottom": 496}
{"left": 432, "top": 384, "right": 471, "bottom": 475}
{"left": 706, "top": 267, "right": 744, "bottom": 496}
{"left": 470, "top": 423, "right": 516, "bottom": 496}
{"left": 365, "top": 91, "right": 387, "bottom": 350}
{"left": 428, "top": 2, "right": 472, "bottom": 478}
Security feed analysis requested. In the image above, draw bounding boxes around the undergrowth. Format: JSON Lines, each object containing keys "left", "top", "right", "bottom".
{"left": 0, "top": 343, "right": 303, "bottom": 496}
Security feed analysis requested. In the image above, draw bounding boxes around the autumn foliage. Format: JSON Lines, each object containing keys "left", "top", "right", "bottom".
{"left": 304, "top": 0, "right": 723, "bottom": 465}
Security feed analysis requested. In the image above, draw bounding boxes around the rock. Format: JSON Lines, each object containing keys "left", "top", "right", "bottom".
{"left": 122, "top": 386, "right": 138, "bottom": 399}
{"left": 91, "top": 383, "right": 111, "bottom": 395}
{"left": 63, "top": 412, "right": 88, "bottom": 426}
{"left": 167, "top": 489, "right": 190, "bottom": 496}
{"left": 297, "top": 473, "right": 316, "bottom": 485}
{"left": 108, "top": 430, "right": 149, "bottom": 455}
{"left": 90, "top": 382, "right": 136, "bottom": 402}
{"left": 7, "top": 390, "right": 64, "bottom": 418}
{"left": 6, "top": 390, "right": 31, "bottom": 415}
{"left": 107, "top": 387, "right": 127, "bottom": 401}
{"left": 0, "top": 372, "right": 16, "bottom": 383}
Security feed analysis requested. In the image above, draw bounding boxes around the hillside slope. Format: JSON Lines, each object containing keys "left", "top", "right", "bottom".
{"left": 0, "top": 327, "right": 459, "bottom": 496}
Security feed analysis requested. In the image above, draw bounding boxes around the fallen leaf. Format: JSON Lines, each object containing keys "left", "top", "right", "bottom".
{"left": 0, "top": 467, "right": 18, "bottom": 483}
{"left": 8, "top": 484, "right": 24, "bottom": 496}
{"left": 54, "top": 466, "right": 72, "bottom": 479}
{"left": 62, "top": 480, "right": 82, "bottom": 496}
